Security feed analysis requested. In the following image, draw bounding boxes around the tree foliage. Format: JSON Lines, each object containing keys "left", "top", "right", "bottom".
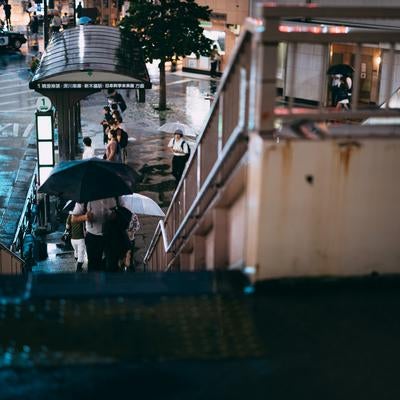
{"left": 120, "top": 0, "right": 213, "bottom": 63}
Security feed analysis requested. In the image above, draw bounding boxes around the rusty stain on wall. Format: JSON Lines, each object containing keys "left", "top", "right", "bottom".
{"left": 337, "top": 141, "right": 361, "bottom": 176}
{"left": 281, "top": 140, "right": 293, "bottom": 177}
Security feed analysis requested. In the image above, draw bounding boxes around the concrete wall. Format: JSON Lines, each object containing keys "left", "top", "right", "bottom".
{"left": 246, "top": 137, "right": 400, "bottom": 280}
{"left": 228, "top": 191, "right": 246, "bottom": 268}
{"left": 197, "top": 0, "right": 249, "bottom": 25}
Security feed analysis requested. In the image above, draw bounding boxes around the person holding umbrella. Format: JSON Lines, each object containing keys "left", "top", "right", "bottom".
{"left": 71, "top": 198, "right": 117, "bottom": 271}
{"left": 327, "top": 64, "right": 354, "bottom": 108}
{"left": 168, "top": 129, "right": 190, "bottom": 183}
{"left": 39, "top": 158, "right": 138, "bottom": 271}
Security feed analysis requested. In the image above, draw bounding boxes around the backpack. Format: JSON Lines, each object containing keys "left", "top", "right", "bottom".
{"left": 119, "top": 129, "right": 128, "bottom": 148}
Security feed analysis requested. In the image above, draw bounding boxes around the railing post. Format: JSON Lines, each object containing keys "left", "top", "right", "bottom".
{"left": 245, "top": 10, "right": 281, "bottom": 280}
{"left": 251, "top": 14, "right": 280, "bottom": 135}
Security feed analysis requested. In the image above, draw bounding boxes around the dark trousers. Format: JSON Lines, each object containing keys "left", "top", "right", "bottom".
{"left": 210, "top": 60, "right": 218, "bottom": 76}
{"left": 172, "top": 155, "right": 187, "bottom": 182}
{"left": 85, "top": 232, "right": 105, "bottom": 271}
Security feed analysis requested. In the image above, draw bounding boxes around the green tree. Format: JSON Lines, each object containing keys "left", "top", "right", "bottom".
{"left": 120, "top": 0, "right": 213, "bottom": 110}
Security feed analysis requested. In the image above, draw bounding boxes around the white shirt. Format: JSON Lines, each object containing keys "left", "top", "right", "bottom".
{"left": 72, "top": 198, "right": 117, "bottom": 236}
{"left": 168, "top": 137, "right": 189, "bottom": 156}
{"left": 82, "top": 146, "right": 95, "bottom": 159}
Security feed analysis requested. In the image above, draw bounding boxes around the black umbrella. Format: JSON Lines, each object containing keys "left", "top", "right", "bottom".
{"left": 38, "top": 158, "right": 139, "bottom": 202}
{"left": 327, "top": 64, "right": 354, "bottom": 76}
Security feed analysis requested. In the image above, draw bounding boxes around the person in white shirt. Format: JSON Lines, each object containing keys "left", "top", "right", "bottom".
{"left": 50, "top": 12, "right": 62, "bottom": 33}
{"left": 167, "top": 129, "right": 190, "bottom": 182}
{"left": 71, "top": 198, "right": 116, "bottom": 271}
{"left": 61, "top": 13, "right": 69, "bottom": 30}
{"left": 82, "top": 136, "right": 95, "bottom": 159}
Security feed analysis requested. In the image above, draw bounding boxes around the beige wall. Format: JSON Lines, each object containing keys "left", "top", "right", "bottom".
{"left": 228, "top": 191, "right": 246, "bottom": 267}
{"left": 205, "top": 228, "right": 215, "bottom": 270}
{"left": 246, "top": 136, "right": 400, "bottom": 280}
{"left": 197, "top": 0, "right": 249, "bottom": 25}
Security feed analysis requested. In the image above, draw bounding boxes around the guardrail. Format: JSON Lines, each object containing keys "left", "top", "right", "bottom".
{"left": 144, "top": 5, "right": 400, "bottom": 271}
{"left": 7, "top": 172, "right": 39, "bottom": 272}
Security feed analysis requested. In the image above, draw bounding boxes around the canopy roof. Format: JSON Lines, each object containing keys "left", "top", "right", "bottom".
{"left": 29, "top": 26, "right": 151, "bottom": 91}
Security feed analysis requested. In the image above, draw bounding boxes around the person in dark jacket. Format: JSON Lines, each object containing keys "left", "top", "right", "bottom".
{"left": 76, "top": 1, "right": 83, "bottom": 18}
{"left": 29, "top": 12, "right": 39, "bottom": 42}
{"left": 335, "top": 76, "right": 350, "bottom": 110}
{"left": 3, "top": 0, "right": 11, "bottom": 29}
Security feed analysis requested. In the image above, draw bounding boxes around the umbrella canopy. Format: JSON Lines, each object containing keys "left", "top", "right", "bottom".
{"left": 158, "top": 122, "right": 197, "bottom": 138}
{"left": 62, "top": 200, "right": 75, "bottom": 212}
{"left": 38, "top": 158, "right": 138, "bottom": 202}
{"left": 79, "top": 16, "right": 92, "bottom": 25}
{"left": 327, "top": 64, "right": 354, "bottom": 76}
{"left": 120, "top": 194, "right": 165, "bottom": 217}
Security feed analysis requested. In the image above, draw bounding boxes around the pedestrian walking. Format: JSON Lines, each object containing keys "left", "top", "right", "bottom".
{"left": 71, "top": 198, "right": 117, "bottom": 271}
{"left": 101, "top": 106, "right": 113, "bottom": 145}
{"left": 210, "top": 45, "right": 221, "bottom": 77}
{"left": 105, "top": 129, "right": 122, "bottom": 162}
{"left": 29, "top": 12, "right": 39, "bottom": 46}
{"left": 107, "top": 89, "right": 127, "bottom": 113}
{"left": 168, "top": 129, "right": 190, "bottom": 182}
{"left": 82, "top": 136, "right": 95, "bottom": 159}
{"left": 66, "top": 212, "right": 86, "bottom": 272}
{"left": 103, "top": 200, "right": 132, "bottom": 271}
{"left": 3, "top": 0, "right": 11, "bottom": 29}
{"left": 76, "top": 1, "right": 82, "bottom": 19}
{"left": 330, "top": 75, "right": 340, "bottom": 107}
{"left": 61, "top": 12, "right": 69, "bottom": 30}
{"left": 50, "top": 12, "right": 62, "bottom": 34}
{"left": 121, "top": 213, "right": 140, "bottom": 270}
{"left": 116, "top": 127, "right": 128, "bottom": 164}
{"left": 335, "top": 76, "right": 350, "bottom": 110}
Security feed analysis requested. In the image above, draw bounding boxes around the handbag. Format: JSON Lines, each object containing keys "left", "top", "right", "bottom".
{"left": 61, "top": 228, "right": 71, "bottom": 242}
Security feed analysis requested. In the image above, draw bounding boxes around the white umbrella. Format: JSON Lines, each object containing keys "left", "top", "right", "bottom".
{"left": 120, "top": 194, "right": 165, "bottom": 217}
{"left": 158, "top": 122, "right": 197, "bottom": 138}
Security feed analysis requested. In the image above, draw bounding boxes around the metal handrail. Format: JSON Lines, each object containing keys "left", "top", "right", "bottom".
{"left": 10, "top": 171, "right": 38, "bottom": 257}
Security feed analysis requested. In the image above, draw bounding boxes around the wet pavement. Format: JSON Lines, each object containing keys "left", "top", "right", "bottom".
{"left": 34, "top": 64, "right": 219, "bottom": 273}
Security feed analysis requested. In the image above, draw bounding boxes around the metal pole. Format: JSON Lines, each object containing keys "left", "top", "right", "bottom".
{"left": 44, "top": 0, "right": 49, "bottom": 48}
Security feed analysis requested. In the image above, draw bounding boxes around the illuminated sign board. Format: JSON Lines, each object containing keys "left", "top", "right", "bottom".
{"left": 36, "top": 112, "right": 55, "bottom": 185}
{"left": 34, "top": 82, "right": 149, "bottom": 90}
